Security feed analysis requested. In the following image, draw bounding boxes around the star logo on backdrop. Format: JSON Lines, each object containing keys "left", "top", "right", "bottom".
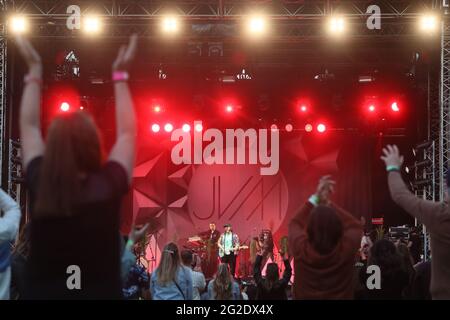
{"left": 132, "top": 151, "right": 195, "bottom": 243}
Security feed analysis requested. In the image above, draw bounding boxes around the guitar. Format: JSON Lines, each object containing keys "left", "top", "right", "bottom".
{"left": 218, "top": 245, "right": 249, "bottom": 258}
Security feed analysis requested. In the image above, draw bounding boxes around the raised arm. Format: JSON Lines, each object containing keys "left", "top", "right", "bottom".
{"left": 288, "top": 176, "right": 335, "bottom": 258}
{"left": 253, "top": 254, "right": 264, "bottom": 285}
{"left": 0, "top": 188, "right": 21, "bottom": 243}
{"left": 108, "top": 35, "right": 138, "bottom": 183}
{"left": 15, "top": 36, "right": 45, "bottom": 168}
{"left": 381, "top": 145, "right": 447, "bottom": 234}
{"left": 280, "top": 253, "right": 292, "bottom": 286}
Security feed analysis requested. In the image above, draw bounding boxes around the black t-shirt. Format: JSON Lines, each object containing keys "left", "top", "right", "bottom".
{"left": 24, "top": 157, "right": 129, "bottom": 299}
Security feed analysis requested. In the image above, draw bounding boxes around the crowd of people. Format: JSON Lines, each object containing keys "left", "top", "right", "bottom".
{"left": 0, "top": 35, "right": 449, "bottom": 300}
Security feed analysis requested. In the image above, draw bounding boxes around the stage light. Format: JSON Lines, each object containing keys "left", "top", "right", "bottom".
{"left": 420, "top": 14, "right": 438, "bottom": 33}
{"left": 247, "top": 15, "right": 267, "bottom": 36}
{"left": 285, "top": 124, "right": 293, "bottom": 132}
{"left": 225, "top": 104, "right": 234, "bottom": 113}
{"left": 9, "top": 15, "right": 27, "bottom": 34}
{"left": 83, "top": 16, "right": 102, "bottom": 34}
{"left": 300, "top": 105, "right": 308, "bottom": 113}
{"left": 195, "top": 123, "right": 203, "bottom": 132}
{"left": 328, "top": 16, "right": 345, "bottom": 35}
{"left": 317, "top": 123, "right": 326, "bottom": 133}
{"left": 153, "top": 105, "right": 162, "bottom": 113}
{"left": 182, "top": 124, "right": 191, "bottom": 132}
{"left": 391, "top": 102, "right": 400, "bottom": 112}
{"left": 164, "top": 123, "right": 174, "bottom": 132}
{"left": 305, "top": 124, "right": 313, "bottom": 132}
{"left": 368, "top": 105, "right": 376, "bottom": 112}
{"left": 162, "top": 16, "right": 179, "bottom": 34}
{"left": 60, "top": 102, "right": 70, "bottom": 112}
{"left": 270, "top": 124, "right": 278, "bottom": 131}
{"left": 151, "top": 124, "right": 160, "bottom": 133}
{"left": 80, "top": 106, "right": 84, "bottom": 110}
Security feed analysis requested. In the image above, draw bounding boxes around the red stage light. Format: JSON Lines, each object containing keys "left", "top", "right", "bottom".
{"left": 305, "top": 124, "right": 313, "bottom": 132}
{"left": 270, "top": 124, "right": 278, "bottom": 131}
{"left": 225, "top": 105, "right": 234, "bottom": 113}
{"left": 60, "top": 102, "right": 70, "bottom": 112}
{"left": 164, "top": 123, "right": 174, "bottom": 132}
{"left": 368, "top": 105, "right": 376, "bottom": 112}
{"left": 182, "top": 124, "right": 191, "bottom": 132}
{"left": 151, "top": 124, "right": 160, "bottom": 133}
{"left": 195, "top": 123, "right": 203, "bottom": 132}
{"left": 391, "top": 102, "right": 400, "bottom": 112}
{"left": 300, "top": 105, "right": 308, "bottom": 112}
{"left": 153, "top": 105, "right": 162, "bottom": 113}
{"left": 79, "top": 106, "right": 84, "bottom": 110}
{"left": 317, "top": 123, "right": 326, "bottom": 133}
{"left": 285, "top": 124, "right": 293, "bottom": 132}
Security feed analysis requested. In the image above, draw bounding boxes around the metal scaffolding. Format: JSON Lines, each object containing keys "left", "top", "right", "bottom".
{"left": 0, "top": 0, "right": 7, "bottom": 188}
{"left": 439, "top": 19, "right": 450, "bottom": 200}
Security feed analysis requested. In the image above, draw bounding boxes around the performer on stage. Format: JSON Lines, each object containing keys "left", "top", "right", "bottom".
{"left": 218, "top": 224, "right": 240, "bottom": 278}
{"left": 203, "top": 223, "right": 221, "bottom": 278}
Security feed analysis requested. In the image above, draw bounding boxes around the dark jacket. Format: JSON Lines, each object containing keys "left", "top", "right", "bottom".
{"left": 253, "top": 255, "right": 292, "bottom": 300}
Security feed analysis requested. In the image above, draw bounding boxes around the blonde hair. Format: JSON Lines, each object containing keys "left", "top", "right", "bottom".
{"left": 156, "top": 242, "right": 180, "bottom": 286}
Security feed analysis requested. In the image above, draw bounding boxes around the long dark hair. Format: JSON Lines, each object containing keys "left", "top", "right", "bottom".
{"left": 307, "top": 205, "right": 343, "bottom": 255}
{"left": 262, "top": 263, "right": 279, "bottom": 292}
{"left": 213, "top": 263, "right": 233, "bottom": 300}
{"left": 35, "top": 111, "right": 103, "bottom": 217}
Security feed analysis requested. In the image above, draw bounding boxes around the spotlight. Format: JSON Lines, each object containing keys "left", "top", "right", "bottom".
{"left": 305, "top": 124, "right": 313, "bottom": 132}
{"left": 151, "top": 124, "right": 160, "bottom": 133}
{"left": 247, "top": 15, "right": 267, "bottom": 36}
{"left": 182, "top": 124, "right": 191, "bottom": 132}
{"left": 80, "top": 106, "right": 84, "bottom": 110}
{"left": 60, "top": 102, "right": 70, "bottom": 112}
{"left": 420, "top": 14, "right": 438, "bottom": 33}
{"left": 368, "top": 105, "right": 376, "bottom": 113}
{"left": 317, "top": 123, "right": 326, "bottom": 133}
{"left": 328, "top": 16, "right": 345, "bottom": 35}
{"left": 285, "top": 124, "right": 293, "bottom": 132}
{"left": 270, "top": 124, "right": 278, "bottom": 131}
{"left": 195, "top": 123, "right": 203, "bottom": 132}
{"left": 391, "top": 102, "right": 400, "bottom": 112}
{"left": 9, "top": 15, "right": 27, "bottom": 34}
{"left": 300, "top": 105, "right": 308, "bottom": 113}
{"left": 164, "top": 123, "right": 174, "bottom": 132}
{"left": 162, "top": 16, "right": 179, "bottom": 34}
{"left": 225, "top": 105, "right": 234, "bottom": 113}
{"left": 83, "top": 15, "right": 101, "bottom": 34}
{"left": 153, "top": 105, "right": 162, "bottom": 113}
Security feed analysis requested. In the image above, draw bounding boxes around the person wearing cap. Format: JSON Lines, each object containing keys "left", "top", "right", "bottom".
{"left": 218, "top": 224, "right": 240, "bottom": 278}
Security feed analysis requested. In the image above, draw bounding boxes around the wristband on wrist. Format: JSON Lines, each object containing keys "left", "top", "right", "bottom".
{"left": 309, "top": 194, "right": 320, "bottom": 206}
{"left": 126, "top": 239, "right": 134, "bottom": 249}
{"left": 386, "top": 165, "right": 400, "bottom": 172}
{"left": 112, "top": 71, "right": 129, "bottom": 82}
{"left": 24, "top": 74, "right": 43, "bottom": 86}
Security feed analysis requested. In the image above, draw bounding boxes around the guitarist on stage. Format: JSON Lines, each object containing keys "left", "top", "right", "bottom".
{"left": 218, "top": 224, "right": 240, "bottom": 278}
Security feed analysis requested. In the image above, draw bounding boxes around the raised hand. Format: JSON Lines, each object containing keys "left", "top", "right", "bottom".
{"left": 15, "top": 36, "right": 42, "bottom": 76}
{"left": 129, "top": 223, "right": 150, "bottom": 244}
{"left": 380, "top": 144, "right": 404, "bottom": 169}
{"left": 112, "top": 34, "right": 138, "bottom": 72}
{"left": 316, "top": 175, "right": 335, "bottom": 204}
